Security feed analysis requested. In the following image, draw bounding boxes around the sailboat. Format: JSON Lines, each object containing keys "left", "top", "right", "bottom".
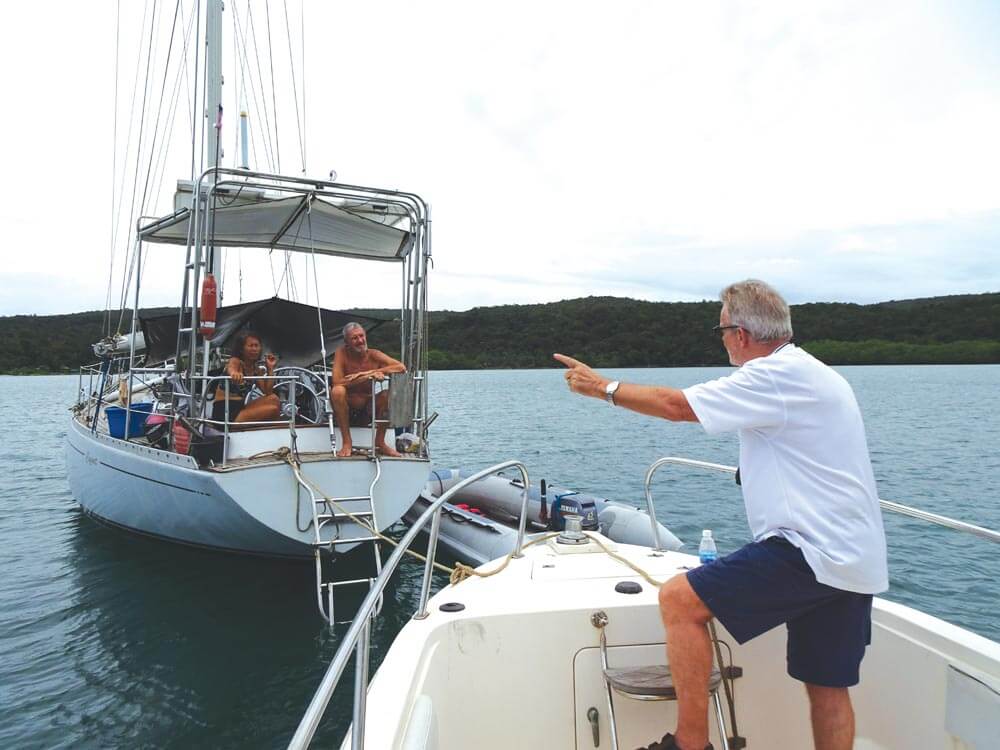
{"left": 65, "top": 0, "right": 432, "bottom": 623}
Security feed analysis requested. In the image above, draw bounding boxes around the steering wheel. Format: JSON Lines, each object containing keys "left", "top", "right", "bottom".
{"left": 269, "top": 367, "right": 330, "bottom": 424}
{"left": 273, "top": 366, "right": 329, "bottom": 399}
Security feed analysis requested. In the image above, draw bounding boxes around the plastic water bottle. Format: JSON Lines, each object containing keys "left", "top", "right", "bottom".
{"left": 699, "top": 530, "right": 718, "bottom": 564}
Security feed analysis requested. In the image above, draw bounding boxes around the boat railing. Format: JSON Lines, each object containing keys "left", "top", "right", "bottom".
{"left": 644, "top": 456, "right": 1000, "bottom": 545}
{"left": 288, "top": 460, "right": 532, "bottom": 750}
{"left": 77, "top": 363, "right": 423, "bottom": 466}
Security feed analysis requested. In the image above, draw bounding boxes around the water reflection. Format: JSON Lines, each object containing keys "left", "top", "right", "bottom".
{"left": 56, "top": 510, "right": 427, "bottom": 748}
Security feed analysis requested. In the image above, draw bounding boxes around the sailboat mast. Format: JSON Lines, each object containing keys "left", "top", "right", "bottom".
{"left": 205, "top": 0, "right": 223, "bottom": 279}
{"left": 191, "top": 0, "right": 224, "bottom": 391}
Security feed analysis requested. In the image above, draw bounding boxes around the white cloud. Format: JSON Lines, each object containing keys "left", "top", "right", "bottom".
{"left": 1, "top": 0, "right": 998, "bottom": 316}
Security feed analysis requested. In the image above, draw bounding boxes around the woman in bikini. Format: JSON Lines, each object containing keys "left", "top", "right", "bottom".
{"left": 212, "top": 332, "right": 281, "bottom": 424}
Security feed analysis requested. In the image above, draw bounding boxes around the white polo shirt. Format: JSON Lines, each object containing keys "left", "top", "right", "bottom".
{"left": 683, "top": 344, "right": 888, "bottom": 594}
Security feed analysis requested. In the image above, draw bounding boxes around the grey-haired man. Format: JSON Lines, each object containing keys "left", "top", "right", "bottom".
{"left": 556, "top": 279, "right": 887, "bottom": 750}
{"left": 330, "top": 322, "right": 406, "bottom": 457}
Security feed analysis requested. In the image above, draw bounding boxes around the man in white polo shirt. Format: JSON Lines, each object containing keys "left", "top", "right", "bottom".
{"left": 555, "top": 279, "right": 888, "bottom": 750}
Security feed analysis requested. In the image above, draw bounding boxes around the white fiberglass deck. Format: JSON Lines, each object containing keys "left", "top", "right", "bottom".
{"left": 346, "top": 535, "right": 1000, "bottom": 749}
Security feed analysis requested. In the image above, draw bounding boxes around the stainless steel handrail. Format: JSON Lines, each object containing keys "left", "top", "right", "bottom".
{"left": 287, "top": 460, "right": 530, "bottom": 750}
{"left": 644, "top": 456, "right": 1000, "bottom": 545}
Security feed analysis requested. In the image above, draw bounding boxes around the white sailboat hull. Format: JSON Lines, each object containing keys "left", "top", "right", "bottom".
{"left": 66, "top": 416, "right": 429, "bottom": 557}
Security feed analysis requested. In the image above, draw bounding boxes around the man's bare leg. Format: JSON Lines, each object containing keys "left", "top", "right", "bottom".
{"left": 374, "top": 390, "right": 401, "bottom": 457}
{"left": 806, "top": 684, "right": 854, "bottom": 750}
{"left": 659, "top": 575, "right": 715, "bottom": 750}
{"left": 330, "top": 385, "right": 353, "bottom": 457}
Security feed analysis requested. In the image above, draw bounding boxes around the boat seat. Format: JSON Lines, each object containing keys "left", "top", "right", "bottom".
{"left": 593, "top": 611, "right": 731, "bottom": 750}
{"left": 604, "top": 663, "right": 723, "bottom": 700}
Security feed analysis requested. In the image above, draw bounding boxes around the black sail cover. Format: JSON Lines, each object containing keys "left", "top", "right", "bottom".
{"left": 140, "top": 297, "right": 390, "bottom": 368}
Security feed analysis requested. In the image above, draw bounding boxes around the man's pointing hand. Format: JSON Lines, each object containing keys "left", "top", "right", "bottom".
{"left": 554, "top": 353, "right": 608, "bottom": 400}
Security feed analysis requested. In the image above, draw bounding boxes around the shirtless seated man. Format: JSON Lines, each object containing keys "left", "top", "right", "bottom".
{"left": 330, "top": 322, "right": 405, "bottom": 457}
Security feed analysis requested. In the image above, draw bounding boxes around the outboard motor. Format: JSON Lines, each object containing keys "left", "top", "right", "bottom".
{"left": 547, "top": 490, "right": 599, "bottom": 532}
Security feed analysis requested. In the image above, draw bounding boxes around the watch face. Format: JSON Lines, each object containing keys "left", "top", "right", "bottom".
{"left": 606, "top": 381, "right": 619, "bottom": 403}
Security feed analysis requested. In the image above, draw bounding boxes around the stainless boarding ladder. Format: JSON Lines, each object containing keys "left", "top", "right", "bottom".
{"left": 288, "top": 460, "right": 535, "bottom": 750}
{"left": 299, "top": 378, "right": 397, "bottom": 626}
{"left": 304, "top": 456, "right": 385, "bottom": 627}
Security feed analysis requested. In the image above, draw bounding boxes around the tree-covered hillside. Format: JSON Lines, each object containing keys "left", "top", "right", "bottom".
{"left": 2, "top": 293, "right": 998, "bottom": 374}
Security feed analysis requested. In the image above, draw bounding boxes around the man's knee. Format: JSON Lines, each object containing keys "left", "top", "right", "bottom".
{"left": 805, "top": 684, "right": 851, "bottom": 708}
{"left": 331, "top": 385, "right": 347, "bottom": 403}
{"left": 659, "top": 574, "right": 713, "bottom": 625}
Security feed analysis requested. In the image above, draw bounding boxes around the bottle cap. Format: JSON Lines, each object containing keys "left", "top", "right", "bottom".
{"left": 702, "top": 530, "right": 712, "bottom": 537}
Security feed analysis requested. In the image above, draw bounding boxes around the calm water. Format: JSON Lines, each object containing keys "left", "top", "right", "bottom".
{"left": 1, "top": 366, "right": 998, "bottom": 748}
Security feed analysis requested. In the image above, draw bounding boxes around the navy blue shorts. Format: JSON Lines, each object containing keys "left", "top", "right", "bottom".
{"left": 686, "top": 536, "right": 873, "bottom": 688}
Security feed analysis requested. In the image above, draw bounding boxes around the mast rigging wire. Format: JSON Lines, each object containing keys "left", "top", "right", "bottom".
{"left": 283, "top": 0, "right": 305, "bottom": 174}
{"left": 104, "top": 0, "right": 122, "bottom": 337}
{"left": 232, "top": 2, "right": 276, "bottom": 172}
{"left": 140, "top": 1, "right": 197, "bottom": 294}
{"left": 115, "top": 0, "right": 161, "bottom": 335}
{"left": 300, "top": 0, "right": 307, "bottom": 172}
{"left": 138, "top": 1, "right": 184, "bottom": 221}
{"left": 146, "top": 2, "right": 198, "bottom": 234}
{"left": 245, "top": 3, "right": 279, "bottom": 171}
{"left": 264, "top": 2, "right": 281, "bottom": 173}
{"left": 107, "top": 0, "right": 152, "bottom": 333}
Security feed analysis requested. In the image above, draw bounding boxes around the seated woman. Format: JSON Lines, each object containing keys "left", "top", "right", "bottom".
{"left": 212, "top": 332, "right": 281, "bottom": 424}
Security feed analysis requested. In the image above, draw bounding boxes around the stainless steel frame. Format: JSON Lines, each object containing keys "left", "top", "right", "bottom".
{"left": 288, "top": 460, "right": 532, "bottom": 750}
{"left": 290, "top": 454, "right": 1000, "bottom": 749}
{"left": 289, "top": 458, "right": 666, "bottom": 748}
{"left": 643, "top": 456, "right": 1000, "bottom": 545}
{"left": 139, "top": 166, "right": 432, "bottom": 455}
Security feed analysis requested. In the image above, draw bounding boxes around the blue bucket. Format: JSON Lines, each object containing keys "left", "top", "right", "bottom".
{"left": 106, "top": 403, "right": 155, "bottom": 439}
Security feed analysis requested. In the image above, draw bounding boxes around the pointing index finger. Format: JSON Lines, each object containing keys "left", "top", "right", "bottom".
{"left": 553, "top": 353, "right": 582, "bottom": 369}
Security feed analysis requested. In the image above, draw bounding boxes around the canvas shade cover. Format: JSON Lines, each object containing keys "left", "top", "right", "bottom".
{"left": 139, "top": 195, "right": 413, "bottom": 261}
{"left": 140, "top": 297, "right": 391, "bottom": 368}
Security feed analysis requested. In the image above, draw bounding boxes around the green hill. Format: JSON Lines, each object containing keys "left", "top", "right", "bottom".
{"left": 2, "top": 293, "right": 998, "bottom": 374}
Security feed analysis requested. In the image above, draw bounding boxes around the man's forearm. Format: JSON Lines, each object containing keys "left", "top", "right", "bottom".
{"left": 611, "top": 383, "right": 697, "bottom": 422}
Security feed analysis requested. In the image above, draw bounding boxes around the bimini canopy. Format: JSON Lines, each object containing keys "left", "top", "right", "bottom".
{"left": 139, "top": 195, "right": 412, "bottom": 261}
{"left": 140, "top": 297, "right": 391, "bottom": 368}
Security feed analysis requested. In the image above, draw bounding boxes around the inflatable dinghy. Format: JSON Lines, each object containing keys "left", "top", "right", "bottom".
{"left": 405, "top": 468, "right": 683, "bottom": 567}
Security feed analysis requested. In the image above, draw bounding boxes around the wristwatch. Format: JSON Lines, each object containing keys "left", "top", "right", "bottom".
{"left": 605, "top": 380, "right": 621, "bottom": 406}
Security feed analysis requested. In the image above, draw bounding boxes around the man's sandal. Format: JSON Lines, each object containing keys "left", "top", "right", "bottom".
{"left": 636, "top": 733, "right": 714, "bottom": 750}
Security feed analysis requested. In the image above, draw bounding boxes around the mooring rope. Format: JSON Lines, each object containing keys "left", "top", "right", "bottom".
{"left": 271, "top": 444, "right": 742, "bottom": 737}
{"left": 264, "top": 447, "right": 558, "bottom": 584}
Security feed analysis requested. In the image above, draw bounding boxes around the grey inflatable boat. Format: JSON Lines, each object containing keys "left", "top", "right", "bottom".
{"left": 405, "top": 468, "right": 683, "bottom": 566}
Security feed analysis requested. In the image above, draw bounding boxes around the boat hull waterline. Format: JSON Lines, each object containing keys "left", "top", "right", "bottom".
{"left": 66, "top": 416, "right": 429, "bottom": 558}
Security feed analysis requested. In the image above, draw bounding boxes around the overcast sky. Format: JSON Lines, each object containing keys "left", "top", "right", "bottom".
{"left": 1, "top": 0, "right": 998, "bottom": 316}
